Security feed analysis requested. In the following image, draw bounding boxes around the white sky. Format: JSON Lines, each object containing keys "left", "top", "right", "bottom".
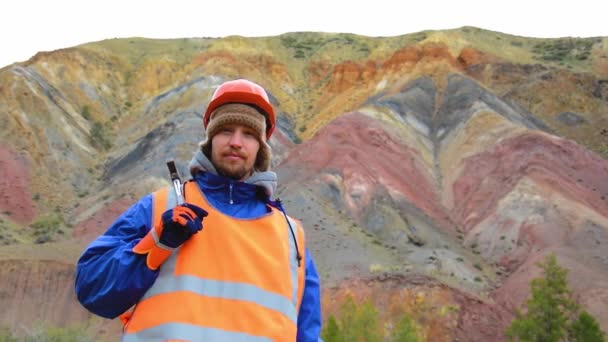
{"left": 1, "top": 0, "right": 606, "bottom": 68}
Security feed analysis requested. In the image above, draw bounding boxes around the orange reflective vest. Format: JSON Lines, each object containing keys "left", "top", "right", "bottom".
{"left": 122, "top": 180, "right": 306, "bottom": 341}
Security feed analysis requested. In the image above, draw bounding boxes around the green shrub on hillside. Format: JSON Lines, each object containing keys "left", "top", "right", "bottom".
{"left": 322, "top": 294, "right": 420, "bottom": 341}
{"left": 0, "top": 323, "right": 92, "bottom": 342}
{"left": 90, "top": 121, "right": 113, "bottom": 150}
{"left": 81, "top": 105, "right": 91, "bottom": 120}
{"left": 280, "top": 35, "right": 323, "bottom": 59}
{"left": 532, "top": 38, "right": 597, "bottom": 63}
{"left": 505, "top": 254, "right": 605, "bottom": 341}
{"left": 569, "top": 311, "right": 605, "bottom": 342}
{"left": 280, "top": 33, "right": 373, "bottom": 60}
{"left": 30, "top": 213, "right": 63, "bottom": 244}
{"left": 322, "top": 316, "right": 341, "bottom": 342}
{"left": 0, "top": 326, "right": 17, "bottom": 342}
{"left": 322, "top": 295, "right": 381, "bottom": 342}
{"left": 393, "top": 314, "right": 420, "bottom": 342}
{"left": 412, "top": 33, "right": 427, "bottom": 42}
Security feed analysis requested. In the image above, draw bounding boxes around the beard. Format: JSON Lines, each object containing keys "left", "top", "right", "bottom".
{"left": 215, "top": 163, "right": 252, "bottom": 181}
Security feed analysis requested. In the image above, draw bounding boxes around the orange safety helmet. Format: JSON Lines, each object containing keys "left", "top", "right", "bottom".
{"left": 203, "top": 79, "right": 276, "bottom": 139}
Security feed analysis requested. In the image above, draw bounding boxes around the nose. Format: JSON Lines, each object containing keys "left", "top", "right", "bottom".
{"left": 228, "top": 130, "right": 244, "bottom": 148}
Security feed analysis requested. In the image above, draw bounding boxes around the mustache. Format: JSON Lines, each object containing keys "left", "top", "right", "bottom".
{"left": 222, "top": 147, "right": 247, "bottom": 159}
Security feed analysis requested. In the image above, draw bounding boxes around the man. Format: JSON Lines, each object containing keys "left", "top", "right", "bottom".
{"left": 75, "top": 79, "right": 322, "bottom": 341}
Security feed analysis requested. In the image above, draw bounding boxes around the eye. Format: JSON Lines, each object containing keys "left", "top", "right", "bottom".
{"left": 244, "top": 129, "right": 257, "bottom": 138}
{"left": 220, "top": 127, "right": 235, "bottom": 134}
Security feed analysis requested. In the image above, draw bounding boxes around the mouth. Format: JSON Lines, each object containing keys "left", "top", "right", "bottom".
{"left": 223, "top": 153, "right": 245, "bottom": 161}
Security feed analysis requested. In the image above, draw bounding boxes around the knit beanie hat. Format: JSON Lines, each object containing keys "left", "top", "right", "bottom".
{"left": 200, "top": 103, "right": 272, "bottom": 172}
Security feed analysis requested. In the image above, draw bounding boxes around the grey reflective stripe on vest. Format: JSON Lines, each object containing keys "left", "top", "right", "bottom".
{"left": 141, "top": 275, "right": 298, "bottom": 323}
{"left": 122, "top": 322, "right": 273, "bottom": 342}
{"left": 150, "top": 226, "right": 176, "bottom": 252}
{"left": 124, "top": 187, "right": 302, "bottom": 339}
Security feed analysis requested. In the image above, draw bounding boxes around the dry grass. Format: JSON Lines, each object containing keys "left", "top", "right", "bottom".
{"left": 0, "top": 240, "right": 87, "bottom": 263}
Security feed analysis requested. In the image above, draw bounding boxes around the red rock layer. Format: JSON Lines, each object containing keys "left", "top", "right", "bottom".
{"left": 0, "top": 145, "right": 36, "bottom": 224}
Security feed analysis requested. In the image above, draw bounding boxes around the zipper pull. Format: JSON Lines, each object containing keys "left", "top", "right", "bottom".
{"left": 229, "top": 182, "right": 234, "bottom": 204}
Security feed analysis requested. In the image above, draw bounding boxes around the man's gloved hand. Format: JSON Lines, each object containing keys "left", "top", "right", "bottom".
{"left": 159, "top": 203, "right": 208, "bottom": 248}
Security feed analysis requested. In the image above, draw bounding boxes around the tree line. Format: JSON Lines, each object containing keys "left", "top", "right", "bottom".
{"left": 322, "top": 254, "right": 605, "bottom": 341}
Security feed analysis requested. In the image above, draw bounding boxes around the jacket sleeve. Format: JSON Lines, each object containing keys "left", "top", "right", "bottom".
{"left": 74, "top": 194, "right": 160, "bottom": 319}
{"left": 297, "top": 248, "right": 323, "bottom": 342}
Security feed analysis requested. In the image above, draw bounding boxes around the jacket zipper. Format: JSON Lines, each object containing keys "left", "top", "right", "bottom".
{"left": 229, "top": 182, "right": 234, "bottom": 204}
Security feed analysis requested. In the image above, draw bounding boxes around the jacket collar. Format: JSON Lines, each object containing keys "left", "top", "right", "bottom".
{"left": 188, "top": 149, "right": 277, "bottom": 197}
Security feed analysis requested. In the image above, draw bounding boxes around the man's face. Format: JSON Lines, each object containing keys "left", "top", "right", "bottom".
{"left": 211, "top": 124, "right": 261, "bottom": 180}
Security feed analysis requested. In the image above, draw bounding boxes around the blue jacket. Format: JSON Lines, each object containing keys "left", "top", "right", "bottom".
{"left": 75, "top": 170, "right": 322, "bottom": 341}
